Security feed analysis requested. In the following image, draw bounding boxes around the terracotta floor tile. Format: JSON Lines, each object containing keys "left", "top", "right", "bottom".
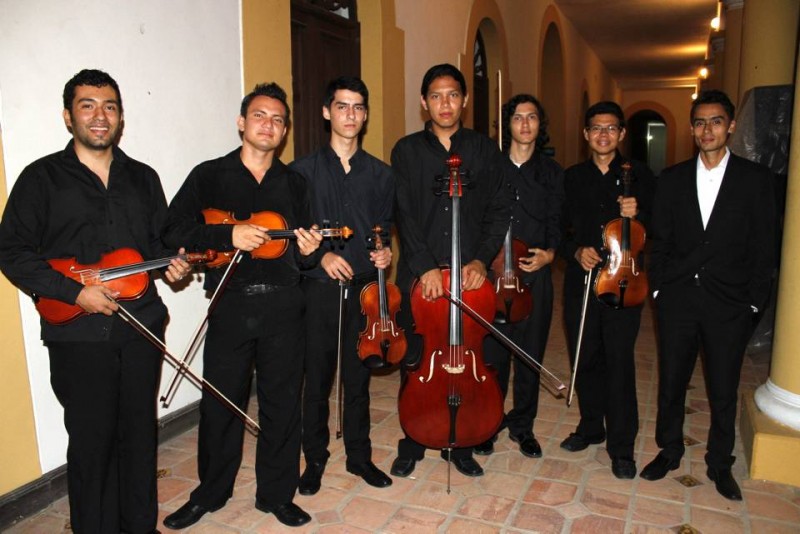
{"left": 404, "top": 480, "right": 462, "bottom": 514}
{"left": 580, "top": 487, "right": 631, "bottom": 519}
{"left": 569, "top": 514, "right": 627, "bottom": 533}
{"left": 522, "top": 479, "right": 578, "bottom": 506}
{"left": 510, "top": 502, "right": 565, "bottom": 533}
{"left": 340, "top": 495, "right": 396, "bottom": 531}
{"left": 689, "top": 506, "right": 746, "bottom": 533}
{"left": 631, "top": 495, "right": 686, "bottom": 527}
{"left": 382, "top": 506, "right": 446, "bottom": 533}
{"left": 743, "top": 490, "right": 800, "bottom": 522}
{"left": 457, "top": 493, "right": 515, "bottom": 524}
{"left": 444, "top": 517, "right": 501, "bottom": 533}
{"left": 748, "top": 517, "right": 800, "bottom": 533}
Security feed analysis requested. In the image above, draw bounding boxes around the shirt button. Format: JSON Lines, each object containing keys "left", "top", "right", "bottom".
{"left": 444, "top": 206, "right": 449, "bottom": 211}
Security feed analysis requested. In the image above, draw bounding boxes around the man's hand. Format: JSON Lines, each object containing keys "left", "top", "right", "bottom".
{"left": 232, "top": 224, "right": 271, "bottom": 251}
{"left": 295, "top": 225, "right": 323, "bottom": 256}
{"left": 321, "top": 252, "right": 353, "bottom": 281}
{"left": 164, "top": 247, "right": 192, "bottom": 283}
{"left": 575, "top": 246, "right": 603, "bottom": 271}
{"left": 419, "top": 268, "right": 444, "bottom": 301}
{"left": 519, "top": 248, "right": 555, "bottom": 273}
{"left": 618, "top": 196, "right": 638, "bottom": 218}
{"left": 370, "top": 247, "right": 392, "bottom": 270}
{"left": 462, "top": 259, "right": 487, "bottom": 291}
{"left": 76, "top": 284, "right": 120, "bottom": 316}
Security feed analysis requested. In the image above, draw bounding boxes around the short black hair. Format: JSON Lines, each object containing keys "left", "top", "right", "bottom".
{"left": 62, "top": 69, "right": 122, "bottom": 113}
{"left": 420, "top": 63, "right": 467, "bottom": 97}
{"left": 691, "top": 89, "right": 735, "bottom": 121}
{"left": 502, "top": 94, "right": 550, "bottom": 152}
{"left": 585, "top": 101, "right": 625, "bottom": 128}
{"left": 240, "top": 82, "right": 290, "bottom": 122}
{"left": 323, "top": 76, "right": 369, "bottom": 109}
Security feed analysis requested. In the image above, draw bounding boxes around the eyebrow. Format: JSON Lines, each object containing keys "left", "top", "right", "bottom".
{"left": 77, "top": 97, "right": 119, "bottom": 105}
{"left": 693, "top": 115, "right": 725, "bottom": 121}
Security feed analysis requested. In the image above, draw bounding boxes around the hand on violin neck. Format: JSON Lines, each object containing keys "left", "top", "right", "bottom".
{"left": 576, "top": 246, "right": 602, "bottom": 272}
{"left": 322, "top": 252, "right": 354, "bottom": 281}
{"left": 295, "top": 225, "right": 323, "bottom": 256}
{"left": 76, "top": 284, "right": 119, "bottom": 316}
{"left": 232, "top": 223, "right": 270, "bottom": 251}
{"left": 419, "top": 268, "right": 444, "bottom": 301}
{"left": 164, "top": 247, "right": 192, "bottom": 283}
{"left": 370, "top": 247, "right": 392, "bottom": 270}
{"left": 461, "top": 260, "right": 487, "bottom": 291}
{"left": 617, "top": 196, "right": 638, "bottom": 218}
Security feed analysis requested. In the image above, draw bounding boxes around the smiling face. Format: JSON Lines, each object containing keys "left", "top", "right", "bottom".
{"left": 237, "top": 95, "right": 288, "bottom": 153}
{"left": 421, "top": 75, "right": 468, "bottom": 135}
{"left": 323, "top": 89, "right": 367, "bottom": 142}
{"left": 584, "top": 113, "right": 626, "bottom": 158}
{"left": 63, "top": 84, "right": 122, "bottom": 151}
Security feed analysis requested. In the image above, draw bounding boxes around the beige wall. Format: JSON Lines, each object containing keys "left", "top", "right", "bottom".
{"left": 0, "top": 128, "right": 41, "bottom": 495}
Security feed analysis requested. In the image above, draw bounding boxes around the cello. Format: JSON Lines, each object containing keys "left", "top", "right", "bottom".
{"left": 357, "top": 225, "right": 407, "bottom": 369}
{"left": 398, "top": 154, "right": 504, "bottom": 451}
{"left": 593, "top": 161, "right": 648, "bottom": 308}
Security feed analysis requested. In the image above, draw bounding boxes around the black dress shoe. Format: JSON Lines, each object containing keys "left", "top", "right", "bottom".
{"left": 346, "top": 460, "right": 393, "bottom": 488}
{"left": 255, "top": 500, "right": 312, "bottom": 527}
{"left": 707, "top": 467, "right": 743, "bottom": 501}
{"left": 163, "top": 501, "right": 222, "bottom": 530}
{"left": 509, "top": 433, "right": 542, "bottom": 458}
{"left": 611, "top": 457, "right": 637, "bottom": 479}
{"left": 440, "top": 450, "right": 484, "bottom": 477}
{"left": 298, "top": 460, "right": 325, "bottom": 496}
{"left": 473, "top": 438, "right": 495, "bottom": 456}
{"left": 390, "top": 456, "right": 417, "bottom": 477}
{"left": 559, "top": 432, "right": 605, "bottom": 452}
{"left": 640, "top": 453, "right": 681, "bottom": 481}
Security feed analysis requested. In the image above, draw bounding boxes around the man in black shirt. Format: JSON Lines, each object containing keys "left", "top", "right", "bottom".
{"left": 390, "top": 63, "right": 510, "bottom": 479}
{"left": 559, "top": 101, "right": 655, "bottom": 479}
{"left": 161, "top": 83, "right": 322, "bottom": 529}
{"left": 477, "top": 94, "right": 564, "bottom": 459}
{"left": 291, "top": 77, "right": 394, "bottom": 495}
{"left": 0, "top": 69, "right": 190, "bottom": 534}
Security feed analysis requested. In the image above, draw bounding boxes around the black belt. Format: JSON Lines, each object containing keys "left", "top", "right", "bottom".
{"left": 305, "top": 273, "right": 378, "bottom": 287}
{"left": 238, "top": 282, "right": 297, "bottom": 296}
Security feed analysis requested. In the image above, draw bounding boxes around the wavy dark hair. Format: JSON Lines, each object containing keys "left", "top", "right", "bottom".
{"left": 240, "top": 82, "right": 290, "bottom": 123}
{"left": 62, "top": 69, "right": 122, "bottom": 113}
{"left": 502, "top": 94, "right": 549, "bottom": 152}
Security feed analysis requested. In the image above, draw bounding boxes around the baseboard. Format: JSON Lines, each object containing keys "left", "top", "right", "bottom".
{"left": 0, "top": 400, "right": 200, "bottom": 531}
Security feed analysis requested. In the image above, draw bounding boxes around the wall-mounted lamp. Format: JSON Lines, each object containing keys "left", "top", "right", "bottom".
{"left": 710, "top": 1, "right": 722, "bottom": 31}
{"left": 699, "top": 67, "right": 709, "bottom": 79}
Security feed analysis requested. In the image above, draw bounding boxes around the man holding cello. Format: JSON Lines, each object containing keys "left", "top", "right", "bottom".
{"left": 559, "top": 101, "right": 655, "bottom": 479}
{"left": 291, "top": 76, "right": 394, "bottom": 495}
{"left": 0, "top": 69, "right": 191, "bottom": 534}
{"left": 161, "top": 82, "right": 322, "bottom": 529}
{"left": 390, "top": 63, "right": 510, "bottom": 479}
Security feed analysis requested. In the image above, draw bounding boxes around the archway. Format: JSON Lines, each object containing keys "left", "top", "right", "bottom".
{"left": 628, "top": 109, "right": 667, "bottom": 174}
{"left": 540, "top": 22, "right": 565, "bottom": 165}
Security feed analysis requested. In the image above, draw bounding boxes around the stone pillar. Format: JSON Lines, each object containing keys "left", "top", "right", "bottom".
{"left": 738, "top": 0, "right": 799, "bottom": 96}
{"left": 740, "top": 24, "right": 800, "bottom": 485}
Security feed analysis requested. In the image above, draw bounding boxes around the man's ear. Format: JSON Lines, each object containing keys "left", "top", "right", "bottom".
{"left": 728, "top": 119, "right": 736, "bottom": 134}
{"left": 322, "top": 105, "right": 331, "bottom": 121}
{"left": 420, "top": 95, "right": 428, "bottom": 111}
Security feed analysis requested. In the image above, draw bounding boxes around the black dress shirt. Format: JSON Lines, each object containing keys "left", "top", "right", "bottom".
{"left": 560, "top": 153, "right": 656, "bottom": 275}
{"left": 392, "top": 122, "right": 511, "bottom": 289}
{"left": 0, "top": 141, "right": 170, "bottom": 342}
{"left": 290, "top": 145, "right": 394, "bottom": 280}
{"left": 501, "top": 151, "right": 564, "bottom": 282}
{"left": 161, "top": 148, "right": 317, "bottom": 290}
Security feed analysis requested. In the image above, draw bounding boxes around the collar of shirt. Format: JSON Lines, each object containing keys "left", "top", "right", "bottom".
{"left": 423, "top": 120, "right": 464, "bottom": 149}
{"left": 696, "top": 147, "right": 730, "bottom": 228}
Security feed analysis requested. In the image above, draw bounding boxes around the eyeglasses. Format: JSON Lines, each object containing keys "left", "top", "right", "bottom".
{"left": 585, "top": 124, "right": 621, "bottom": 135}
{"left": 692, "top": 117, "right": 726, "bottom": 129}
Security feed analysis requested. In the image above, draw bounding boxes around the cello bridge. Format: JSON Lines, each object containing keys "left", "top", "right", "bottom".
{"left": 441, "top": 363, "right": 465, "bottom": 374}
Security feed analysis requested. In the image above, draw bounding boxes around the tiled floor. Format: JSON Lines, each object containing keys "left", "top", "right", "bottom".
{"left": 9, "top": 266, "right": 800, "bottom": 533}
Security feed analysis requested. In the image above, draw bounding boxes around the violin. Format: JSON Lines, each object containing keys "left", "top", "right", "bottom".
{"left": 357, "top": 226, "right": 407, "bottom": 369}
{"left": 36, "top": 248, "right": 217, "bottom": 324}
{"left": 490, "top": 223, "right": 533, "bottom": 323}
{"left": 201, "top": 208, "right": 353, "bottom": 267}
{"left": 594, "top": 161, "right": 648, "bottom": 308}
{"left": 398, "top": 154, "right": 504, "bottom": 450}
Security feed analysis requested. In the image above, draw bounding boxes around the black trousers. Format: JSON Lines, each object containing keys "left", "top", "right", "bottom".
{"left": 301, "top": 278, "right": 372, "bottom": 465}
{"left": 563, "top": 269, "right": 641, "bottom": 459}
{"left": 654, "top": 283, "right": 753, "bottom": 469}
{"left": 189, "top": 287, "right": 305, "bottom": 508}
{"left": 48, "top": 318, "right": 162, "bottom": 534}
{"left": 395, "top": 289, "right": 473, "bottom": 461}
{"left": 484, "top": 267, "right": 553, "bottom": 437}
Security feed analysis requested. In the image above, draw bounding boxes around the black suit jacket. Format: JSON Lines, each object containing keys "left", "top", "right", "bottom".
{"left": 649, "top": 152, "right": 776, "bottom": 309}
